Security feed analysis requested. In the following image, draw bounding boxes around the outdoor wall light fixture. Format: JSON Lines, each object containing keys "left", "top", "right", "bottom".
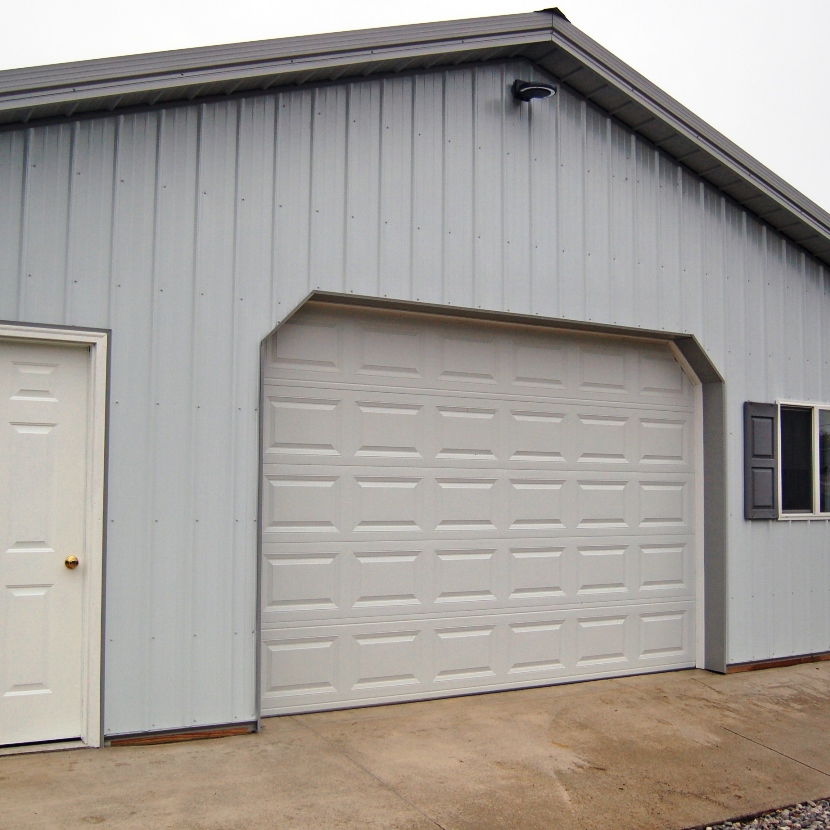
{"left": 512, "top": 80, "right": 557, "bottom": 102}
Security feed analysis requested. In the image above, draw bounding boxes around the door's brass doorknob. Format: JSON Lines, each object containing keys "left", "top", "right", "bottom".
{"left": 64, "top": 556, "right": 79, "bottom": 570}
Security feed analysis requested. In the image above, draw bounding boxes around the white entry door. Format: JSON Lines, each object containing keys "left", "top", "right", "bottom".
{"left": 260, "top": 304, "right": 698, "bottom": 716}
{"left": 0, "top": 340, "right": 91, "bottom": 746}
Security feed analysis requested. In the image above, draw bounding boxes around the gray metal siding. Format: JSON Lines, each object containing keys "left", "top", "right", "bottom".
{"left": 3, "top": 12, "right": 829, "bottom": 269}
{"left": 0, "top": 60, "right": 828, "bottom": 734}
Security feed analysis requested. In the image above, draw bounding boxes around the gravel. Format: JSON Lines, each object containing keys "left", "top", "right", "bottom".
{"left": 700, "top": 799, "right": 830, "bottom": 829}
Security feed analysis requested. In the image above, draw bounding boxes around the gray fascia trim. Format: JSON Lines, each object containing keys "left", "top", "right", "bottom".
{"left": 0, "top": 13, "right": 552, "bottom": 98}
{"left": 672, "top": 336, "right": 723, "bottom": 385}
{"left": 0, "top": 37, "right": 549, "bottom": 114}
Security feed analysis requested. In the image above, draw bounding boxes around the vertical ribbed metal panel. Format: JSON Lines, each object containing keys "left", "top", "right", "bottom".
{"left": 0, "top": 59, "right": 828, "bottom": 734}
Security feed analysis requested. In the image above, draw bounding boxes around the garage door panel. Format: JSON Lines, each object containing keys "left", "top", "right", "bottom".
{"left": 262, "top": 635, "right": 340, "bottom": 702}
{"left": 575, "top": 413, "right": 630, "bottom": 465}
{"left": 507, "top": 477, "right": 565, "bottom": 531}
{"left": 267, "top": 314, "right": 343, "bottom": 376}
{"left": 510, "top": 341, "right": 567, "bottom": 391}
{"left": 262, "top": 466, "right": 694, "bottom": 543}
{"left": 578, "top": 344, "right": 632, "bottom": 397}
{"left": 261, "top": 535, "right": 694, "bottom": 625}
{"left": 260, "top": 601, "right": 695, "bottom": 715}
{"left": 352, "top": 549, "right": 424, "bottom": 610}
{"left": 435, "top": 405, "right": 499, "bottom": 461}
{"left": 434, "top": 624, "right": 499, "bottom": 683}
{"left": 354, "top": 322, "right": 426, "bottom": 382}
{"left": 263, "top": 393, "right": 343, "bottom": 459}
{"left": 507, "top": 619, "right": 565, "bottom": 676}
{"left": 262, "top": 550, "right": 343, "bottom": 613}
{"left": 574, "top": 479, "right": 629, "bottom": 529}
{"left": 638, "top": 352, "right": 689, "bottom": 401}
{"left": 263, "top": 305, "right": 694, "bottom": 408}
{"left": 639, "top": 610, "right": 688, "bottom": 661}
{"left": 263, "top": 381, "right": 693, "bottom": 472}
{"left": 262, "top": 473, "right": 342, "bottom": 535}
{"left": 638, "top": 480, "right": 691, "bottom": 529}
{"left": 639, "top": 541, "right": 691, "bottom": 593}
{"left": 261, "top": 305, "right": 698, "bottom": 715}
{"left": 352, "top": 474, "right": 425, "bottom": 533}
{"left": 638, "top": 416, "right": 690, "bottom": 466}
{"left": 354, "top": 400, "right": 424, "bottom": 460}
{"left": 508, "top": 407, "right": 566, "bottom": 463}
{"left": 576, "top": 545, "right": 629, "bottom": 597}
{"left": 507, "top": 545, "right": 566, "bottom": 602}
{"left": 434, "top": 548, "right": 498, "bottom": 605}
{"left": 575, "top": 614, "right": 628, "bottom": 667}
{"left": 434, "top": 475, "right": 500, "bottom": 532}
{"left": 437, "top": 331, "right": 501, "bottom": 387}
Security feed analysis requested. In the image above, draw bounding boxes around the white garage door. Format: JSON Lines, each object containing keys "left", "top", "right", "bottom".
{"left": 260, "top": 303, "right": 697, "bottom": 716}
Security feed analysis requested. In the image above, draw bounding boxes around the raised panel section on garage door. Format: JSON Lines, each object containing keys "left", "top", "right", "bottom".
{"left": 261, "top": 303, "right": 697, "bottom": 715}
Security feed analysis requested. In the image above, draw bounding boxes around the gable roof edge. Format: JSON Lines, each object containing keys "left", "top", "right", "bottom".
{"left": 544, "top": 14, "right": 830, "bottom": 259}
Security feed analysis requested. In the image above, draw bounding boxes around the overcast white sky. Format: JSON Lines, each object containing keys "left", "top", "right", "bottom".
{"left": 3, "top": 1, "right": 828, "bottom": 212}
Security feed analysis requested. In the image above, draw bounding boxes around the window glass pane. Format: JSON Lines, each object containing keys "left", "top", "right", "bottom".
{"left": 781, "top": 406, "right": 813, "bottom": 512}
{"left": 821, "top": 410, "right": 830, "bottom": 513}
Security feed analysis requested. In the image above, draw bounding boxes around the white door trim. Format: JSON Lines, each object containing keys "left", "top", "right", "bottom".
{"left": 0, "top": 324, "right": 107, "bottom": 749}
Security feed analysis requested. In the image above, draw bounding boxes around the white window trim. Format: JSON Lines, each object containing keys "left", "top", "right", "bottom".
{"left": 0, "top": 323, "right": 108, "bottom": 748}
{"left": 776, "top": 399, "right": 830, "bottom": 521}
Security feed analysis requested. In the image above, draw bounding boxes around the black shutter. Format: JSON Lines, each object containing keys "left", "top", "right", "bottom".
{"left": 744, "top": 402, "right": 778, "bottom": 519}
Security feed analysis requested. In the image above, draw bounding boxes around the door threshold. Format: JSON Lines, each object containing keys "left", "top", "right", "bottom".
{"left": 0, "top": 739, "right": 86, "bottom": 757}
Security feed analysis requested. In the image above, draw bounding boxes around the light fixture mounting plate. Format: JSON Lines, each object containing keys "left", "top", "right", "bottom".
{"left": 512, "top": 80, "right": 557, "bottom": 102}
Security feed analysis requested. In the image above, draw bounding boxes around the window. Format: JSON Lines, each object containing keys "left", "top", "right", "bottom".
{"left": 780, "top": 406, "right": 813, "bottom": 512}
{"left": 821, "top": 410, "right": 830, "bottom": 513}
{"left": 744, "top": 401, "right": 830, "bottom": 519}
{"left": 779, "top": 403, "right": 830, "bottom": 517}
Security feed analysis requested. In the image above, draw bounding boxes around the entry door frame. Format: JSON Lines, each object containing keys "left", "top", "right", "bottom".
{"left": 0, "top": 323, "right": 108, "bottom": 748}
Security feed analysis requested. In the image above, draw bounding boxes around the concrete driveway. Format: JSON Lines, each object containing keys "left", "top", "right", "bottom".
{"left": 2, "top": 664, "right": 830, "bottom": 830}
